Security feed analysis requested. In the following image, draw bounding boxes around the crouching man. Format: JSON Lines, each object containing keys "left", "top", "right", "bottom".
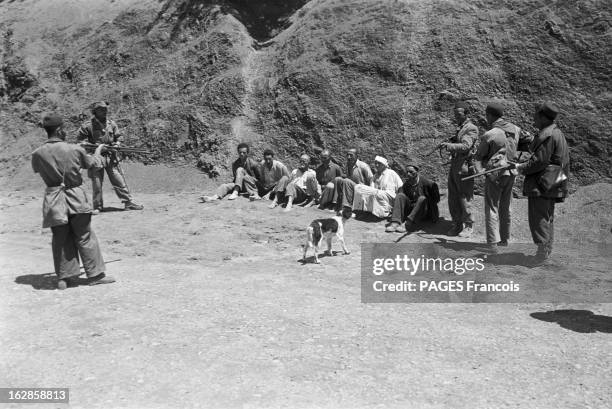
{"left": 32, "top": 113, "right": 115, "bottom": 289}
{"left": 385, "top": 164, "right": 440, "bottom": 233}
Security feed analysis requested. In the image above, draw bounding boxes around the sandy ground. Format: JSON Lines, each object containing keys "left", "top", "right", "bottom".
{"left": 1, "top": 163, "right": 611, "bottom": 409}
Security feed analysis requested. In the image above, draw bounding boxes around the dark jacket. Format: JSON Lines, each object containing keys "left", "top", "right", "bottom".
{"left": 521, "top": 124, "right": 569, "bottom": 200}
{"left": 232, "top": 157, "right": 262, "bottom": 182}
{"left": 400, "top": 176, "right": 440, "bottom": 222}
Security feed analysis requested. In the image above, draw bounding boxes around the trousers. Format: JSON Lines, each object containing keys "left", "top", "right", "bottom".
{"left": 51, "top": 213, "right": 105, "bottom": 279}
{"left": 89, "top": 163, "right": 133, "bottom": 209}
{"left": 448, "top": 168, "right": 474, "bottom": 225}
{"left": 390, "top": 194, "right": 427, "bottom": 224}
{"left": 483, "top": 175, "right": 515, "bottom": 243}
{"left": 216, "top": 167, "right": 258, "bottom": 198}
{"left": 528, "top": 196, "right": 556, "bottom": 251}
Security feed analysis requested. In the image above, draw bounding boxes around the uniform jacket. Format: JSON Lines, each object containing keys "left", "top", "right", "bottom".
{"left": 77, "top": 117, "right": 122, "bottom": 145}
{"left": 32, "top": 138, "right": 102, "bottom": 227}
{"left": 400, "top": 176, "right": 440, "bottom": 223}
{"left": 446, "top": 119, "right": 478, "bottom": 173}
{"left": 521, "top": 124, "right": 569, "bottom": 199}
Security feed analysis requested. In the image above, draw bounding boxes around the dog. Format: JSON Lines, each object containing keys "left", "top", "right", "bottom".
{"left": 302, "top": 208, "right": 351, "bottom": 264}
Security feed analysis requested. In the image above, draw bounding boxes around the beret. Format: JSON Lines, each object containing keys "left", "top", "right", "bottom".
{"left": 536, "top": 102, "right": 559, "bottom": 120}
{"left": 454, "top": 101, "right": 470, "bottom": 110}
{"left": 485, "top": 102, "right": 505, "bottom": 118}
{"left": 41, "top": 113, "right": 63, "bottom": 128}
{"left": 92, "top": 101, "right": 109, "bottom": 111}
{"left": 374, "top": 155, "right": 389, "bottom": 167}
{"left": 406, "top": 164, "right": 420, "bottom": 172}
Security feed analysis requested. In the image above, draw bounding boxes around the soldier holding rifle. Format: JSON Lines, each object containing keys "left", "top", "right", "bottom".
{"left": 77, "top": 101, "right": 143, "bottom": 214}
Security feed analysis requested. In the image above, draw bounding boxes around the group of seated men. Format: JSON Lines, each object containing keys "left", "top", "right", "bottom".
{"left": 200, "top": 143, "right": 440, "bottom": 233}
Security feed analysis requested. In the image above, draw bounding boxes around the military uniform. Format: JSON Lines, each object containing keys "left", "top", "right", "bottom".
{"left": 519, "top": 123, "right": 569, "bottom": 257}
{"left": 446, "top": 118, "right": 478, "bottom": 230}
{"left": 77, "top": 116, "right": 136, "bottom": 210}
{"left": 32, "top": 137, "right": 106, "bottom": 280}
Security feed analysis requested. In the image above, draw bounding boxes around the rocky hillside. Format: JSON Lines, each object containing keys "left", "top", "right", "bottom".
{"left": 1, "top": 0, "right": 610, "bottom": 186}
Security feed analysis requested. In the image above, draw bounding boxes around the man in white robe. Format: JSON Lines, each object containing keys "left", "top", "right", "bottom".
{"left": 352, "top": 156, "right": 403, "bottom": 218}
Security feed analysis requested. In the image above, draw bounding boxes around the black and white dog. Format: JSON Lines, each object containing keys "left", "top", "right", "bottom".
{"left": 302, "top": 208, "right": 351, "bottom": 264}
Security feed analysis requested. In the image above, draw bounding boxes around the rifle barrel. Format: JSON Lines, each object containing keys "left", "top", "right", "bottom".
{"left": 461, "top": 165, "right": 511, "bottom": 181}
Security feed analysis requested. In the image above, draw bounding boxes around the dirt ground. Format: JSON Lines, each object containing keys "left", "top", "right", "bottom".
{"left": 1, "top": 163, "right": 611, "bottom": 409}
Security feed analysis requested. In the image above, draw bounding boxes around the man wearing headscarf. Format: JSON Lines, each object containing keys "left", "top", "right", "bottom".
{"left": 351, "top": 156, "right": 403, "bottom": 218}
{"left": 32, "top": 113, "right": 115, "bottom": 289}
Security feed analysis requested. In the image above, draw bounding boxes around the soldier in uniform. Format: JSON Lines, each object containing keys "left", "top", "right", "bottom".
{"left": 440, "top": 101, "right": 478, "bottom": 238}
{"left": 77, "top": 101, "right": 143, "bottom": 213}
{"left": 516, "top": 102, "right": 569, "bottom": 263}
{"left": 32, "top": 113, "right": 115, "bottom": 289}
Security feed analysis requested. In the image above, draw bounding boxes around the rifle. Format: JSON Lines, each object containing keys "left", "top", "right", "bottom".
{"left": 461, "top": 164, "right": 515, "bottom": 181}
{"left": 80, "top": 142, "right": 152, "bottom": 155}
{"left": 424, "top": 142, "right": 445, "bottom": 157}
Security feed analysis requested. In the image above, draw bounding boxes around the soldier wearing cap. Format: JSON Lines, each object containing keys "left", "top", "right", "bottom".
{"left": 77, "top": 101, "right": 143, "bottom": 213}
{"left": 32, "top": 113, "right": 115, "bottom": 289}
{"left": 474, "top": 102, "right": 530, "bottom": 248}
{"left": 440, "top": 101, "right": 479, "bottom": 238}
{"left": 515, "top": 102, "right": 569, "bottom": 263}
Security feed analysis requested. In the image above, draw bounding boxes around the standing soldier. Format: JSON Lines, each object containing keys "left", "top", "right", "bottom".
{"left": 440, "top": 101, "right": 478, "bottom": 238}
{"left": 77, "top": 101, "right": 143, "bottom": 214}
{"left": 474, "top": 103, "right": 527, "bottom": 248}
{"left": 32, "top": 113, "right": 115, "bottom": 289}
{"left": 516, "top": 103, "right": 569, "bottom": 264}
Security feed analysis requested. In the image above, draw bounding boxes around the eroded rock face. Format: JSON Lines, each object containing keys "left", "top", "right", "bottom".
{"left": 0, "top": 0, "right": 610, "bottom": 187}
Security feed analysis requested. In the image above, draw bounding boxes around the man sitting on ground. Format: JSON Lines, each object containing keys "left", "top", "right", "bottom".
{"left": 201, "top": 142, "right": 262, "bottom": 202}
{"left": 386, "top": 164, "right": 440, "bottom": 233}
{"left": 257, "top": 149, "right": 290, "bottom": 202}
{"left": 270, "top": 154, "right": 320, "bottom": 212}
{"left": 331, "top": 148, "right": 374, "bottom": 212}
{"left": 316, "top": 149, "right": 343, "bottom": 210}
{"left": 352, "top": 156, "right": 403, "bottom": 218}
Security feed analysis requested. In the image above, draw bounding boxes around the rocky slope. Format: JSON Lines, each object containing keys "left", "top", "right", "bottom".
{"left": 1, "top": 0, "right": 610, "bottom": 186}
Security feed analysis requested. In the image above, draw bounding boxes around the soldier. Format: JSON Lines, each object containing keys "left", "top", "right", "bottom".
{"left": 516, "top": 102, "right": 569, "bottom": 263}
{"left": 474, "top": 103, "right": 528, "bottom": 248}
{"left": 32, "top": 113, "right": 115, "bottom": 289}
{"left": 440, "top": 101, "right": 478, "bottom": 238}
{"left": 77, "top": 101, "right": 143, "bottom": 214}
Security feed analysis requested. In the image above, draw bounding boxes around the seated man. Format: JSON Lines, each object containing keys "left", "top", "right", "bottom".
{"left": 386, "top": 164, "right": 440, "bottom": 233}
{"left": 270, "top": 154, "right": 320, "bottom": 212}
{"left": 352, "top": 156, "right": 403, "bottom": 218}
{"left": 332, "top": 148, "right": 374, "bottom": 211}
{"left": 257, "top": 149, "right": 290, "bottom": 201}
{"left": 315, "top": 149, "right": 343, "bottom": 210}
{"left": 201, "top": 142, "right": 261, "bottom": 202}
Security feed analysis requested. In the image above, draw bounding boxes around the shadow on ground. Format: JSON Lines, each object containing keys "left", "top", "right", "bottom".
{"left": 14, "top": 273, "right": 58, "bottom": 290}
{"left": 531, "top": 310, "right": 612, "bottom": 333}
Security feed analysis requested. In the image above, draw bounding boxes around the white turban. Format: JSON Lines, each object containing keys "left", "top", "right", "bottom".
{"left": 374, "top": 155, "right": 388, "bottom": 167}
